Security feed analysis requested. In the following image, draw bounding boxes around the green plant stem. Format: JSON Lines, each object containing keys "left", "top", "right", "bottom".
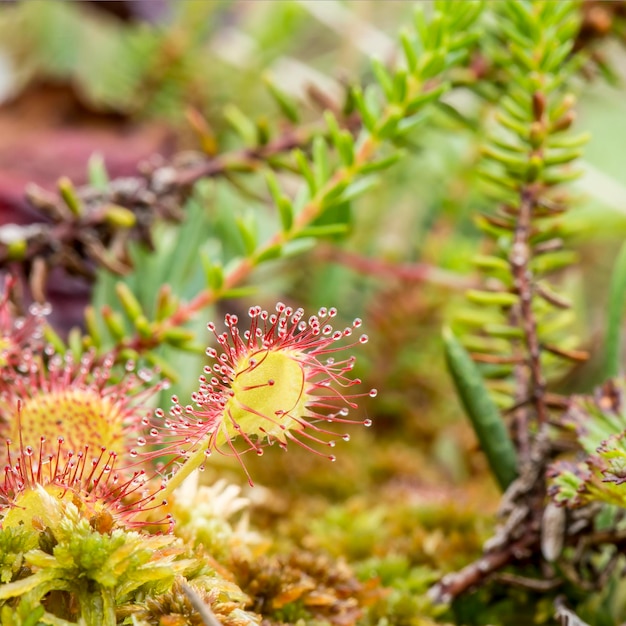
{"left": 159, "top": 426, "right": 237, "bottom": 501}
{"left": 159, "top": 446, "right": 207, "bottom": 502}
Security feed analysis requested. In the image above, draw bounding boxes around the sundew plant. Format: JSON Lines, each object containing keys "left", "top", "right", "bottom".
{"left": 2, "top": 1, "right": 626, "bottom": 625}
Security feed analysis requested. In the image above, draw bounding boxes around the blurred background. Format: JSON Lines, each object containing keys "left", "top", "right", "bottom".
{"left": 2, "top": 2, "right": 626, "bottom": 621}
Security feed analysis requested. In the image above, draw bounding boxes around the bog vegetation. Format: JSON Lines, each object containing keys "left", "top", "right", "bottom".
{"left": 1, "top": 1, "right": 626, "bottom": 624}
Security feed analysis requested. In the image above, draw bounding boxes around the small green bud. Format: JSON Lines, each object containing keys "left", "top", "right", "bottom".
{"left": 529, "top": 122, "right": 545, "bottom": 149}
{"left": 550, "top": 93, "right": 576, "bottom": 122}
{"left": 84, "top": 306, "right": 102, "bottom": 349}
{"left": 154, "top": 284, "right": 176, "bottom": 322}
{"left": 483, "top": 324, "right": 524, "bottom": 339}
{"left": 145, "top": 352, "right": 180, "bottom": 382}
{"left": 544, "top": 149, "right": 583, "bottom": 167}
{"left": 256, "top": 117, "right": 271, "bottom": 146}
{"left": 312, "top": 136, "right": 331, "bottom": 187}
{"left": 87, "top": 152, "right": 110, "bottom": 190}
{"left": 551, "top": 111, "right": 576, "bottom": 133}
{"left": 352, "top": 86, "right": 376, "bottom": 132}
{"left": 119, "top": 348, "right": 139, "bottom": 362}
{"left": 235, "top": 217, "right": 257, "bottom": 256}
{"left": 472, "top": 254, "right": 510, "bottom": 272}
{"left": 525, "top": 154, "right": 543, "bottom": 182}
{"left": 43, "top": 324, "right": 66, "bottom": 353}
{"left": 466, "top": 289, "right": 519, "bottom": 307}
{"left": 58, "top": 177, "right": 83, "bottom": 217}
{"left": 115, "top": 283, "right": 144, "bottom": 322}
{"left": 376, "top": 108, "right": 402, "bottom": 139}
{"left": 101, "top": 306, "right": 126, "bottom": 340}
{"left": 134, "top": 314, "right": 153, "bottom": 339}
{"left": 68, "top": 326, "right": 84, "bottom": 360}
{"left": 6, "top": 239, "right": 27, "bottom": 260}
{"left": 223, "top": 104, "right": 257, "bottom": 144}
{"left": 293, "top": 149, "right": 316, "bottom": 196}
{"left": 104, "top": 205, "right": 136, "bottom": 228}
{"left": 161, "top": 327, "right": 196, "bottom": 347}
{"left": 400, "top": 30, "right": 418, "bottom": 71}
{"left": 201, "top": 257, "right": 224, "bottom": 292}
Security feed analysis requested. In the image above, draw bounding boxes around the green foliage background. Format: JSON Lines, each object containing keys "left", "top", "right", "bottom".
{"left": 2, "top": 1, "right": 626, "bottom": 624}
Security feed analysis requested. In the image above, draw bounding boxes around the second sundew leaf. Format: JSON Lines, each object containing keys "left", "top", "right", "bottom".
{"left": 604, "top": 241, "right": 626, "bottom": 380}
{"left": 442, "top": 327, "right": 518, "bottom": 491}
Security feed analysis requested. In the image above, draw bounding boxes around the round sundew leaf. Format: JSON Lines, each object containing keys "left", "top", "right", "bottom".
{"left": 226, "top": 349, "right": 307, "bottom": 443}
